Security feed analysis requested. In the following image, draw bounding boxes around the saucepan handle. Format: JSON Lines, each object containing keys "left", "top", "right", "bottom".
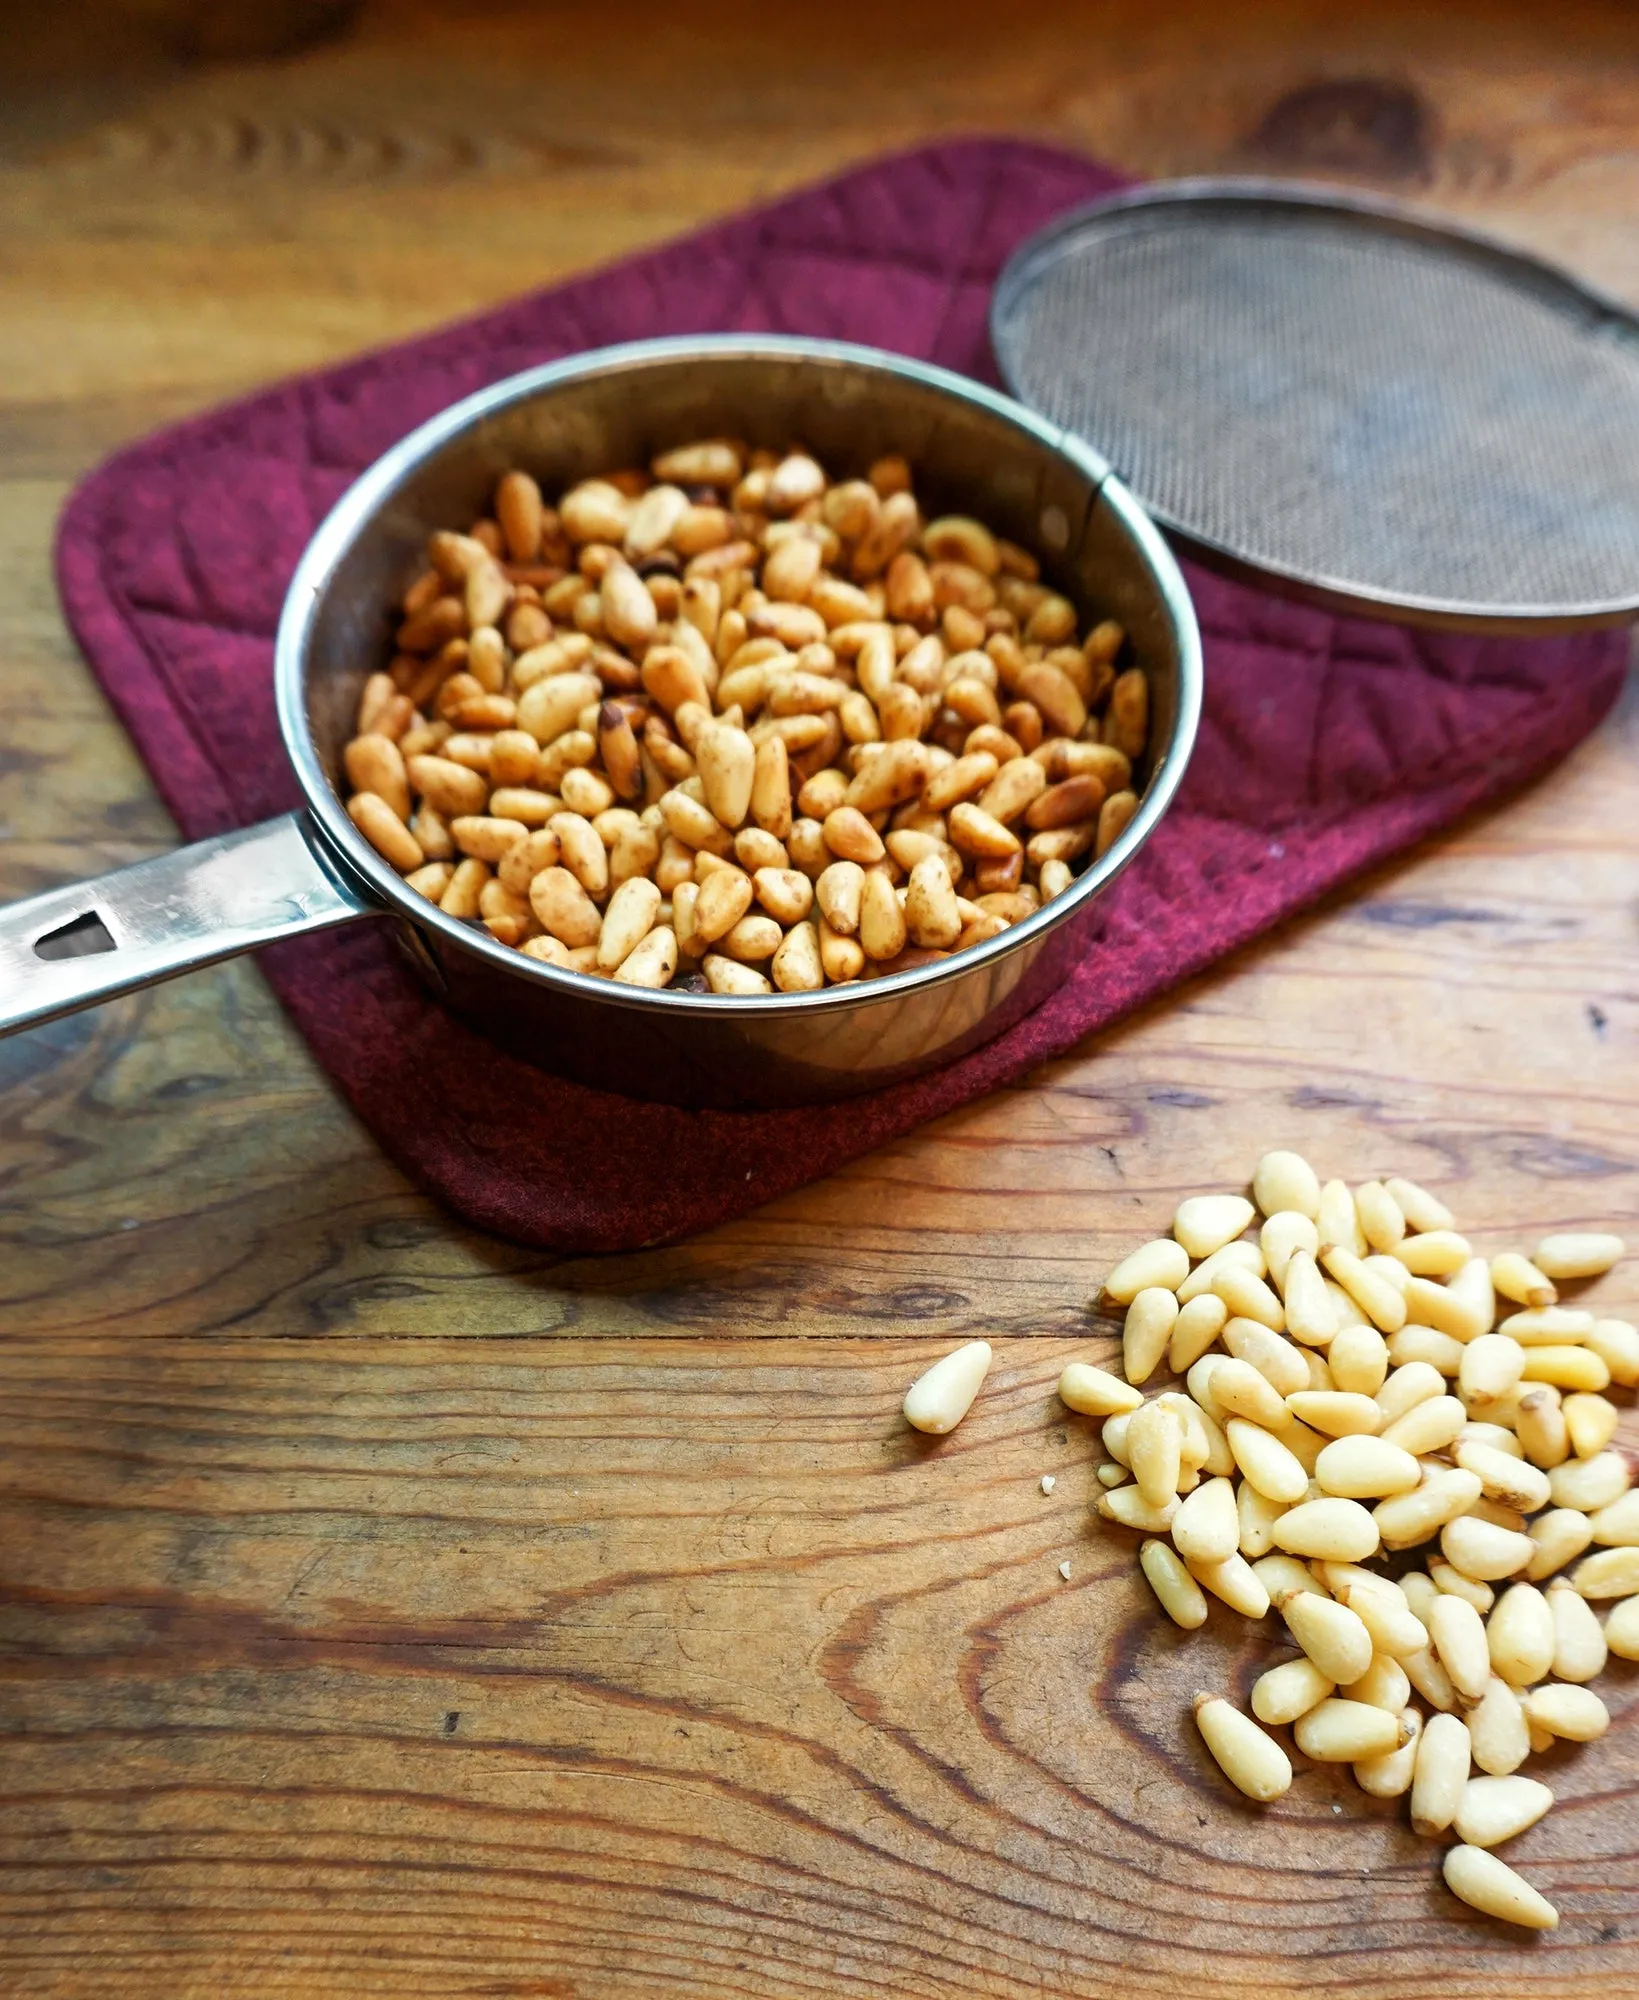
{"left": 0, "top": 811, "right": 378, "bottom": 1039}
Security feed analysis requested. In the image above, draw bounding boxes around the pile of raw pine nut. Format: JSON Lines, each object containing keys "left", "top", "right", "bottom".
{"left": 901, "top": 1161, "right": 1633, "bottom": 1929}
{"left": 341, "top": 441, "right": 1145, "bottom": 991}
{"left": 1062, "top": 1155, "right": 1634, "bottom": 1931}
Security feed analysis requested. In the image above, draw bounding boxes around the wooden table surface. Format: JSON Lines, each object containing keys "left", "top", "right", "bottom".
{"left": 2, "top": 2, "right": 1637, "bottom": 1993}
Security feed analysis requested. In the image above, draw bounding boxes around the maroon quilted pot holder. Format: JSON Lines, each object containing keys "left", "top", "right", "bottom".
{"left": 54, "top": 139, "right": 1629, "bottom": 1253}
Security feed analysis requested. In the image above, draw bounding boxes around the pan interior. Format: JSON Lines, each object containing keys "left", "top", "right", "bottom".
{"left": 993, "top": 189, "right": 1639, "bottom": 625}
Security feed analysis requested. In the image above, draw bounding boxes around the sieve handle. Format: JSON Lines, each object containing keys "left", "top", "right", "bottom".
{"left": 0, "top": 811, "right": 378, "bottom": 1038}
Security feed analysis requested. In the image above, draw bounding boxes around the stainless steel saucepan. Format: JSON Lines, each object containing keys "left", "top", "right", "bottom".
{"left": 0, "top": 337, "right": 1202, "bottom": 1108}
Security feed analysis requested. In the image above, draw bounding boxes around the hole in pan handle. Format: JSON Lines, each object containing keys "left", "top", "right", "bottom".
{"left": 0, "top": 812, "right": 378, "bottom": 1038}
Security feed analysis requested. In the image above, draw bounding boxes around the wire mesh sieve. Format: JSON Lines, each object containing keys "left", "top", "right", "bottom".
{"left": 991, "top": 181, "right": 1639, "bottom": 630}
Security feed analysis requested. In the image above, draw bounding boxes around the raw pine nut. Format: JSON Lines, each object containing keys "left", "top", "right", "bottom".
{"left": 1340, "top": 1653, "right": 1410, "bottom": 1712}
{"left": 1252, "top": 1656, "right": 1334, "bottom": 1725}
{"left": 1272, "top": 1497, "right": 1380, "bottom": 1561}
{"left": 1429, "top": 1592, "right": 1492, "bottom": 1702}
{"left": 1212, "top": 1359, "right": 1291, "bottom": 1431}
{"left": 1178, "top": 1240, "right": 1264, "bottom": 1305}
{"left": 1253, "top": 1151, "right": 1322, "bottom": 1221}
{"left": 1485, "top": 1582, "right": 1556, "bottom": 1686}
{"left": 1281, "top": 1250, "right": 1337, "bottom": 1346}
{"left": 1379, "top": 1393, "right": 1466, "bottom": 1456}
{"left": 1521, "top": 1682, "right": 1609, "bottom": 1741}
{"left": 1058, "top": 1363, "right": 1143, "bottom": 1416}
{"left": 1386, "top": 1325, "right": 1466, "bottom": 1377}
{"left": 1128, "top": 1400, "right": 1183, "bottom": 1508}
{"left": 1525, "top": 1509, "right": 1593, "bottom": 1580}
{"left": 1521, "top": 1345, "right": 1610, "bottom": 1392}
{"left": 1375, "top": 1363, "right": 1446, "bottom": 1428}
{"left": 1456, "top": 1781, "right": 1555, "bottom": 1867}
{"left": 902, "top": 1340, "right": 992, "bottom": 1434}
{"left": 1394, "top": 1230, "right": 1473, "bottom": 1278}
{"left": 1099, "top": 1485, "right": 1180, "bottom": 1533}
{"left": 1161, "top": 1392, "right": 1230, "bottom": 1477}
{"left": 1590, "top": 1490, "right": 1639, "bottom": 1545}
{"left": 1185, "top": 1551, "right": 1270, "bottom": 1617}
{"left": 1363, "top": 1251, "right": 1410, "bottom": 1298}
{"left": 1171, "top": 1476, "right": 1240, "bottom": 1566}
{"left": 1262, "top": 1212, "right": 1320, "bottom": 1286}
{"left": 1253, "top": 1554, "right": 1326, "bottom": 1606}
{"left": 1286, "top": 1390, "right": 1382, "bottom": 1437}
{"left": 1564, "top": 1392, "right": 1619, "bottom": 1459}
{"left": 1282, "top": 1419, "right": 1325, "bottom": 1473}
{"left": 1104, "top": 1238, "right": 1190, "bottom": 1304}
{"left": 1549, "top": 1451, "right": 1630, "bottom": 1512}
{"left": 1236, "top": 1479, "right": 1286, "bottom": 1558}
{"left": 1466, "top": 1675, "right": 1531, "bottom": 1775}
{"left": 1169, "top": 1293, "right": 1229, "bottom": 1372}
{"left": 1321, "top": 1247, "right": 1406, "bottom": 1333}
{"left": 1123, "top": 1287, "right": 1180, "bottom": 1386}
{"left": 1356, "top": 1707, "right": 1422, "bottom": 1797}
{"left": 1411, "top": 1711, "right": 1471, "bottom": 1834}
{"left": 1173, "top": 1194, "right": 1256, "bottom": 1259}
{"left": 1354, "top": 1181, "right": 1405, "bottom": 1252}
{"left": 1374, "top": 1468, "right": 1482, "bottom": 1549}
{"left": 1572, "top": 1546, "right": 1639, "bottom": 1598}
{"left": 1533, "top": 1231, "right": 1625, "bottom": 1280}
{"left": 1278, "top": 1587, "right": 1373, "bottom": 1682}
{"left": 1294, "top": 1698, "right": 1402, "bottom": 1762}
{"left": 1315, "top": 1436, "right": 1420, "bottom": 1499}
{"left": 1441, "top": 1516, "right": 1533, "bottom": 1583}
{"left": 1339, "top": 1582, "right": 1429, "bottom": 1660}
{"left": 1443, "top": 1845, "right": 1558, "bottom": 1930}
{"left": 1456, "top": 1441, "right": 1552, "bottom": 1514}
{"left": 1328, "top": 1324, "right": 1389, "bottom": 1396}
{"left": 1222, "top": 1320, "right": 1308, "bottom": 1396}
{"left": 1430, "top": 1559, "right": 1494, "bottom": 1613}
{"left": 1604, "top": 1595, "right": 1639, "bottom": 1659}
{"left": 1403, "top": 1644, "right": 1461, "bottom": 1714}
{"left": 1317, "top": 1178, "right": 1366, "bottom": 1256}
{"left": 1460, "top": 1421, "right": 1524, "bottom": 1460}
{"left": 1385, "top": 1176, "right": 1455, "bottom": 1232}
{"left": 1226, "top": 1419, "right": 1308, "bottom": 1503}
{"left": 1459, "top": 1334, "right": 1525, "bottom": 1412}
{"left": 1193, "top": 1696, "right": 1292, "bottom": 1801}
{"left": 1490, "top": 1250, "right": 1556, "bottom": 1308}
{"left": 1140, "top": 1539, "right": 1209, "bottom": 1629}
{"left": 1588, "top": 1317, "right": 1639, "bottom": 1385}
{"left": 1211, "top": 1263, "right": 1286, "bottom": 1331}
{"left": 1449, "top": 1258, "right": 1498, "bottom": 1340}
{"left": 1546, "top": 1579, "right": 1607, "bottom": 1681}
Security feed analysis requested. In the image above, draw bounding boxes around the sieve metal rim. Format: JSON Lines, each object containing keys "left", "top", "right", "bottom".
{"left": 991, "top": 177, "right": 1639, "bottom": 633}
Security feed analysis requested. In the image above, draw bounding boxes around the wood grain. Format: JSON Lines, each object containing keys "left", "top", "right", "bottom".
{"left": 2, "top": 1, "right": 1638, "bottom": 1991}
{"left": 1, "top": 1336, "right": 1635, "bottom": 1998}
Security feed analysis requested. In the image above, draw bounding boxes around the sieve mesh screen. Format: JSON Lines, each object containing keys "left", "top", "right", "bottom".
{"left": 992, "top": 189, "right": 1639, "bottom": 626}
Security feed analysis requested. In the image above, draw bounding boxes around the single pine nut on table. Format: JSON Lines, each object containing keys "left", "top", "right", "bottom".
{"left": 902, "top": 1340, "right": 992, "bottom": 1434}
{"left": 344, "top": 447, "right": 1152, "bottom": 987}
{"left": 1044, "top": 1154, "right": 1631, "bottom": 1930}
